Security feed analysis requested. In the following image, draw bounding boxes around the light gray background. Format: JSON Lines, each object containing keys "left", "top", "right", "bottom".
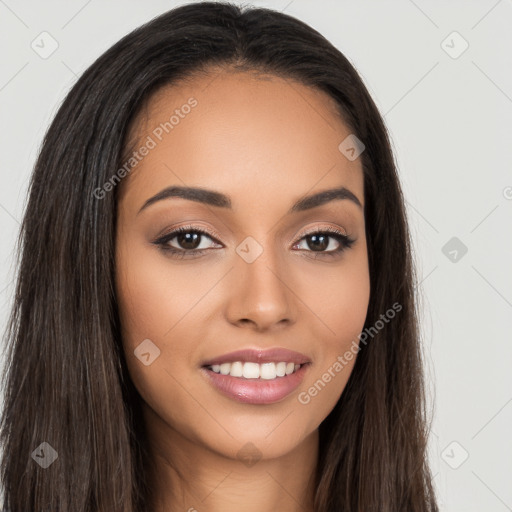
{"left": 1, "top": 1, "right": 511, "bottom": 510}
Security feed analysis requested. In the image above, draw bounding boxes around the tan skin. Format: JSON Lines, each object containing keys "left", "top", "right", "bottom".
{"left": 115, "top": 69, "right": 370, "bottom": 512}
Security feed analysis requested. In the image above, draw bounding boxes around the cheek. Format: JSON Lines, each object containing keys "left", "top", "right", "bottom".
{"left": 115, "top": 240, "right": 212, "bottom": 437}
{"left": 115, "top": 237, "right": 210, "bottom": 409}
{"left": 302, "top": 244, "right": 370, "bottom": 349}
{"left": 296, "top": 247, "right": 370, "bottom": 420}
{"left": 330, "top": 268, "right": 370, "bottom": 342}
{"left": 116, "top": 239, "right": 206, "bottom": 349}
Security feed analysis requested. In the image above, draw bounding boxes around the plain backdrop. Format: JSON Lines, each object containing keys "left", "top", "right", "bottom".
{"left": 1, "top": 1, "right": 511, "bottom": 510}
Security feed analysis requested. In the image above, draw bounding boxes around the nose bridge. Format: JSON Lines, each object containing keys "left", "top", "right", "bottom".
{"left": 225, "top": 233, "right": 295, "bottom": 328}
{"left": 237, "top": 232, "right": 290, "bottom": 296}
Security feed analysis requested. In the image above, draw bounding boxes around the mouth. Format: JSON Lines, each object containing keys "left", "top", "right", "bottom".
{"left": 201, "top": 347, "right": 310, "bottom": 368}
{"left": 203, "top": 361, "right": 306, "bottom": 380}
{"left": 200, "top": 347, "right": 311, "bottom": 404}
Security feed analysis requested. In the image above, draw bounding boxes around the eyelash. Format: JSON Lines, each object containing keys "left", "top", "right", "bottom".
{"left": 153, "top": 224, "right": 356, "bottom": 260}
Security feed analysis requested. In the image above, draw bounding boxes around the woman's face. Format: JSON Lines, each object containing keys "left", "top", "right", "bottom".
{"left": 115, "top": 70, "right": 370, "bottom": 461}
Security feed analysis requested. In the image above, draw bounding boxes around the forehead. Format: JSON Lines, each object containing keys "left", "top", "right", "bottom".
{"left": 120, "top": 69, "right": 364, "bottom": 211}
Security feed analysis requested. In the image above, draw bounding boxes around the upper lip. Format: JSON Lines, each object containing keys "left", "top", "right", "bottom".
{"left": 201, "top": 348, "right": 311, "bottom": 367}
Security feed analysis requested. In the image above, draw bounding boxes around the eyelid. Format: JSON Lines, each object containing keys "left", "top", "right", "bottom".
{"left": 153, "top": 222, "right": 353, "bottom": 256}
{"left": 294, "top": 223, "right": 349, "bottom": 240}
{"left": 155, "top": 223, "right": 223, "bottom": 244}
{"left": 155, "top": 222, "right": 350, "bottom": 246}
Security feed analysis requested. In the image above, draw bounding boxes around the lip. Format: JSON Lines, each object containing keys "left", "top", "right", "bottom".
{"left": 200, "top": 362, "right": 311, "bottom": 405}
{"left": 201, "top": 347, "right": 311, "bottom": 367}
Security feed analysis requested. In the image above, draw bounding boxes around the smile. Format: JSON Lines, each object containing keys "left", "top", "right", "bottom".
{"left": 201, "top": 363, "right": 311, "bottom": 405}
{"left": 206, "top": 361, "right": 303, "bottom": 380}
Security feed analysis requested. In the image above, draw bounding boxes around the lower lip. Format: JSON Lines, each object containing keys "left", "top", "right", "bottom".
{"left": 200, "top": 364, "right": 310, "bottom": 405}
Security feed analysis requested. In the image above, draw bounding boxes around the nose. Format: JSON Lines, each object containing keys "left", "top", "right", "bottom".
{"left": 224, "top": 243, "right": 296, "bottom": 332}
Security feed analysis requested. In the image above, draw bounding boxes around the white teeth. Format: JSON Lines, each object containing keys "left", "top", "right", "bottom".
{"left": 208, "top": 361, "right": 304, "bottom": 379}
{"left": 242, "top": 362, "right": 260, "bottom": 379}
{"left": 230, "top": 361, "right": 243, "bottom": 377}
{"left": 276, "top": 362, "right": 286, "bottom": 377}
{"left": 260, "top": 362, "right": 276, "bottom": 380}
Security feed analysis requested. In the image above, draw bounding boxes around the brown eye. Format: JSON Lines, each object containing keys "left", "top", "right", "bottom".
{"left": 173, "top": 231, "right": 202, "bottom": 250}
{"left": 153, "top": 225, "right": 355, "bottom": 260}
{"left": 154, "top": 226, "right": 221, "bottom": 255}
{"left": 293, "top": 228, "right": 355, "bottom": 256}
{"left": 304, "top": 233, "right": 330, "bottom": 251}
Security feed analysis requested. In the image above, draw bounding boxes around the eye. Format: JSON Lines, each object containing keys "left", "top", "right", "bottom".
{"left": 153, "top": 225, "right": 221, "bottom": 258}
{"left": 153, "top": 225, "right": 356, "bottom": 259}
{"left": 292, "top": 227, "right": 355, "bottom": 258}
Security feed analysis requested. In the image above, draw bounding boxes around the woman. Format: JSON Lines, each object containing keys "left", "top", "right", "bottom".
{"left": 0, "top": 2, "right": 439, "bottom": 511}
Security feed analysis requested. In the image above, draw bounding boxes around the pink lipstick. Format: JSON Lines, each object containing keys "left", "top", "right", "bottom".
{"left": 200, "top": 347, "right": 311, "bottom": 405}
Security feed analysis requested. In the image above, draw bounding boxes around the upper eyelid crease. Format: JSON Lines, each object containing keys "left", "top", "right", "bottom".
{"left": 154, "top": 224, "right": 353, "bottom": 248}
{"left": 137, "top": 185, "right": 363, "bottom": 215}
{"left": 155, "top": 223, "right": 350, "bottom": 240}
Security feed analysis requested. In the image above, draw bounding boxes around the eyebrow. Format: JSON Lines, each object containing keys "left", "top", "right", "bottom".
{"left": 137, "top": 185, "right": 363, "bottom": 215}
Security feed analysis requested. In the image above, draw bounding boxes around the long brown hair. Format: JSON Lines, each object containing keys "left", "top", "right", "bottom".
{"left": 0, "top": 2, "right": 438, "bottom": 510}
